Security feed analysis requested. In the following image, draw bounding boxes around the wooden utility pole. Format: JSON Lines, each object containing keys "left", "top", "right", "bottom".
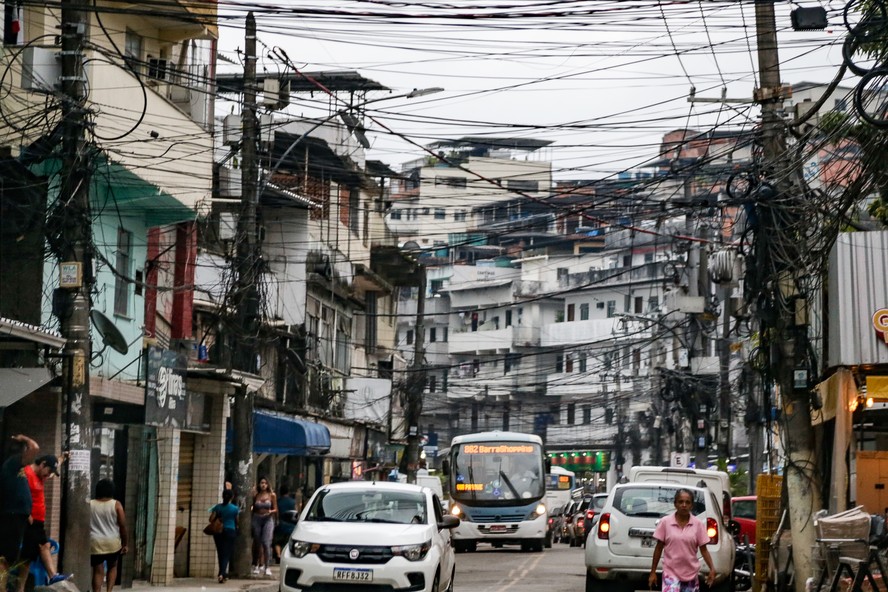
{"left": 230, "top": 11, "right": 259, "bottom": 576}
{"left": 57, "top": 0, "right": 92, "bottom": 586}
{"left": 754, "top": 3, "right": 821, "bottom": 590}
{"left": 404, "top": 267, "right": 426, "bottom": 483}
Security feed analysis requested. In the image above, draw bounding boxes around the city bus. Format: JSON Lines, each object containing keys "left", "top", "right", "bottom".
{"left": 444, "top": 431, "right": 548, "bottom": 552}
{"left": 545, "top": 465, "right": 576, "bottom": 509}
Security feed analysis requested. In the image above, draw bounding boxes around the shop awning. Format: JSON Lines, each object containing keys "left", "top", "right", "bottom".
{"left": 227, "top": 410, "right": 331, "bottom": 456}
{"left": 0, "top": 368, "right": 55, "bottom": 408}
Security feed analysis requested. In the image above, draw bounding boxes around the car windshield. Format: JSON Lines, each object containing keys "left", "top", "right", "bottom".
{"left": 451, "top": 441, "right": 545, "bottom": 503}
{"left": 733, "top": 499, "right": 756, "bottom": 519}
{"left": 612, "top": 486, "right": 706, "bottom": 517}
{"left": 304, "top": 489, "right": 428, "bottom": 524}
{"left": 592, "top": 495, "right": 607, "bottom": 510}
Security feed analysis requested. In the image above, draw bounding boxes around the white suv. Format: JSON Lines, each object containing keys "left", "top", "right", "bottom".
{"left": 584, "top": 483, "right": 735, "bottom": 592}
{"left": 280, "top": 481, "right": 459, "bottom": 592}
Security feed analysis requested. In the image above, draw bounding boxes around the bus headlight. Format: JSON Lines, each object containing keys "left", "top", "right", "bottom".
{"left": 527, "top": 504, "right": 546, "bottom": 519}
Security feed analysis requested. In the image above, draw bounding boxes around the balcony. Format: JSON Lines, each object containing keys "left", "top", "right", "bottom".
{"left": 512, "top": 325, "right": 540, "bottom": 347}
{"left": 541, "top": 318, "right": 650, "bottom": 347}
{"left": 449, "top": 326, "right": 514, "bottom": 354}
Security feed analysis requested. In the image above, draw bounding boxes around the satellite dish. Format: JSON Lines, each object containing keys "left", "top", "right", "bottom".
{"left": 90, "top": 310, "right": 129, "bottom": 355}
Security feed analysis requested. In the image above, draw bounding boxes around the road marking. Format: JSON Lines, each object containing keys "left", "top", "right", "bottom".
{"left": 494, "top": 552, "right": 546, "bottom": 592}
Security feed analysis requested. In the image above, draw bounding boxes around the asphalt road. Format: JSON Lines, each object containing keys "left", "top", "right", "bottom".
{"left": 452, "top": 541, "right": 587, "bottom": 592}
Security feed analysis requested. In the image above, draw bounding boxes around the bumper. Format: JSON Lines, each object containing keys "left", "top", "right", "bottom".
{"left": 280, "top": 551, "right": 439, "bottom": 592}
{"left": 586, "top": 541, "right": 734, "bottom": 585}
{"left": 453, "top": 514, "right": 546, "bottom": 542}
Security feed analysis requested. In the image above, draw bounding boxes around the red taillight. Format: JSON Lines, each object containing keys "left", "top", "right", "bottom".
{"left": 586, "top": 509, "right": 596, "bottom": 520}
{"left": 706, "top": 517, "right": 718, "bottom": 544}
{"left": 597, "top": 513, "right": 611, "bottom": 539}
{"left": 548, "top": 518, "right": 554, "bottom": 525}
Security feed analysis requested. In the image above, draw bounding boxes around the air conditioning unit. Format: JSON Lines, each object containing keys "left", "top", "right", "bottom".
{"left": 169, "top": 84, "right": 192, "bottom": 106}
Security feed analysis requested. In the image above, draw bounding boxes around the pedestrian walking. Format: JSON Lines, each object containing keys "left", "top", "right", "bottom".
{"left": 250, "top": 476, "right": 277, "bottom": 576}
{"left": 648, "top": 489, "right": 717, "bottom": 592}
{"left": 90, "top": 478, "right": 128, "bottom": 592}
{"left": 0, "top": 433, "right": 40, "bottom": 590}
{"left": 17, "top": 454, "right": 71, "bottom": 592}
{"left": 273, "top": 485, "right": 297, "bottom": 562}
{"left": 210, "top": 489, "right": 239, "bottom": 583}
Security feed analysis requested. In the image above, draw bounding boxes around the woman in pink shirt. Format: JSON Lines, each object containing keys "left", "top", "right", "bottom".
{"left": 648, "top": 489, "right": 717, "bottom": 592}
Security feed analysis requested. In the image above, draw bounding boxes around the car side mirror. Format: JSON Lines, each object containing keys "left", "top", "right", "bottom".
{"left": 438, "top": 514, "right": 460, "bottom": 530}
{"left": 727, "top": 519, "right": 741, "bottom": 537}
{"left": 281, "top": 510, "right": 300, "bottom": 525}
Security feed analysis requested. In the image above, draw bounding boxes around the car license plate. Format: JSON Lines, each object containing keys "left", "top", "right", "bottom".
{"left": 333, "top": 568, "right": 373, "bottom": 582}
{"left": 641, "top": 537, "right": 655, "bottom": 548}
{"left": 489, "top": 524, "right": 507, "bottom": 533}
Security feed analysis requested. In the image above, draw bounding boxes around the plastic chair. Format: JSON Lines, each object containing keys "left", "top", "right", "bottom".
{"left": 27, "top": 538, "right": 60, "bottom": 587}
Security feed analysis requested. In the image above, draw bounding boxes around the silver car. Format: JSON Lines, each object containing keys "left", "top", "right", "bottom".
{"left": 584, "top": 483, "right": 735, "bottom": 592}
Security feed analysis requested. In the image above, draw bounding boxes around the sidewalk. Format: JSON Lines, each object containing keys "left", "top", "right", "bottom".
{"left": 127, "top": 566, "right": 280, "bottom": 592}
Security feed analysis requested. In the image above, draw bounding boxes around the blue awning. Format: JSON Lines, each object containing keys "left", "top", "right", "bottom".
{"left": 226, "top": 410, "right": 330, "bottom": 456}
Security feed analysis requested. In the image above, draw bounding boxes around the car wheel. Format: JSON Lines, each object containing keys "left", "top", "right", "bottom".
{"left": 708, "top": 572, "right": 734, "bottom": 592}
{"left": 570, "top": 536, "right": 577, "bottom": 547}
{"left": 534, "top": 540, "right": 544, "bottom": 552}
{"left": 585, "top": 572, "right": 607, "bottom": 592}
{"left": 466, "top": 541, "right": 477, "bottom": 553}
{"left": 544, "top": 534, "right": 552, "bottom": 549}
{"left": 431, "top": 570, "right": 440, "bottom": 592}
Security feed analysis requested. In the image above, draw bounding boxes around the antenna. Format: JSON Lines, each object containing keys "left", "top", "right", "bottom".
{"left": 90, "top": 310, "right": 129, "bottom": 356}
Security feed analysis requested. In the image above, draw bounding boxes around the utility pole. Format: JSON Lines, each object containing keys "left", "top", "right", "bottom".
{"left": 404, "top": 267, "right": 426, "bottom": 483}
{"left": 57, "top": 0, "right": 92, "bottom": 586}
{"left": 230, "top": 11, "right": 259, "bottom": 577}
{"left": 754, "top": 3, "right": 820, "bottom": 590}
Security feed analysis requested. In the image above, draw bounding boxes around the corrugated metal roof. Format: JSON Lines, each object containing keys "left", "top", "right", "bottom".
{"left": 828, "top": 231, "right": 888, "bottom": 367}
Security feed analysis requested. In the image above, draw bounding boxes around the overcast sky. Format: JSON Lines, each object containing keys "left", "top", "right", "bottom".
{"left": 216, "top": 1, "right": 852, "bottom": 180}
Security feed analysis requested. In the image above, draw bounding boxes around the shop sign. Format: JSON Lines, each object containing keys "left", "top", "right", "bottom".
{"left": 874, "top": 308, "right": 888, "bottom": 345}
{"left": 145, "top": 346, "right": 188, "bottom": 427}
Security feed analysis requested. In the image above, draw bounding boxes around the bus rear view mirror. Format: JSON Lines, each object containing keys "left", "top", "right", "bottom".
{"left": 441, "top": 460, "right": 450, "bottom": 475}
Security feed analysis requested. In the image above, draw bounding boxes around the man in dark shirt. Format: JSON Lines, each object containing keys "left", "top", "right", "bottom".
{"left": 0, "top": 434, "right": 40, "bottom": 580}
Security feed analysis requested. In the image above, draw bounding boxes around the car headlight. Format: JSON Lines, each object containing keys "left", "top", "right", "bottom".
{"left": 289, "top": 540, "right": 319, "bottom": 558}
{"left": 527, "top": 503, "right": 546, "bottom": 519}
{"left": 392, "top": 540, "right": 431, "bottom": 562}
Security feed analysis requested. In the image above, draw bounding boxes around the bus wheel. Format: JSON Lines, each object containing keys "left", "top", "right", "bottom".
{"left": 467, "top": 541, "right": 477, "bottom": 552}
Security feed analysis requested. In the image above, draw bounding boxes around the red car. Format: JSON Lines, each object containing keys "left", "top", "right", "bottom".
{"left": 731, "top": 495, "right": 756, "bottom": 543}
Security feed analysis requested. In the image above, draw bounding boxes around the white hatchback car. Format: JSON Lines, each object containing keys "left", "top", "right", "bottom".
{"left": 280, "top": 481, "right": 459, "bottom": 592}
{"left": 584, "top": 483, "right": 735, "bottom": 592}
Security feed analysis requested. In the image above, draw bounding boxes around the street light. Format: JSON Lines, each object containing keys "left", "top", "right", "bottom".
{"left": 259, "top": 87, "right": 443, "bottom": 196}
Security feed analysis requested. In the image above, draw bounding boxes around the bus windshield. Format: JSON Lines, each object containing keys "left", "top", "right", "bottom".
{"left": 451, "top": 441, "right": 545, "bottom": 503}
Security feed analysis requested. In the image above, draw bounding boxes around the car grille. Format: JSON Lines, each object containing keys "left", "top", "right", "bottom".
{"left": 316, "top": 545, "right": 393, "bottom": 565}
{"left": 472, "top": 511, "right": 526, "bottom": 523}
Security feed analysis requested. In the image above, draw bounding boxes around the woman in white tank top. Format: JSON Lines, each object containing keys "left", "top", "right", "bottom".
{"left": 90, "top": 479, "right": 128, "bottom": 592}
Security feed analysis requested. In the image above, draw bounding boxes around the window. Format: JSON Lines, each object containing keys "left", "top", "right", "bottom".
{"left": 114, "top": 227, "right": 133, "bottom": 316}
{"left": 623, "top": 255, "right": 631, "bottom": 267}
{"left": 579, "top": 303, "right": 589, "bottom": 321}
{"left": 406, "top": 329, "right": 414, "bottom": 345}
{"left": 506, "top": 179, "right": 539, "bottom": 192}
{"left": 435, "top": 176, "right": 466, "bottom": 188}
{"left": 505, "top": 310, "right": 512, "bottom": 327}
{"left": 596, "top": 301, "right": 605, "bottom": 309}
{"left": 434, "top": 208, "right": 446, "bottom": 220}
{"left": 606, "top": 300, "right": 616, "bottom": 318}
{"left": 348, "top": 189, "right": 360, "bottom": 235}
{"left": 428, "top": 375, "right": 437, "bottom": 393}
{"left": 583, "top": 405, "right": 592, "bottom": 425}
{"left": 365, "top": 294, "right": 378, "bottom": 353}
{"left": 442, "top": 373, "right": 448, "bottom": 392}
{"left": 567, "top": 303, "right": 575, "bottom": 322}
{"left": 648, "top": 296, "right": 659, "bottom": 312}
{"left": 555, "top": 354, "right": 564, "bottom": 373}
{"left": 635, "top": 296, "right": 644, "bottom": 314}
{"left": 633, "top": 349, "right": 641, "bottom": 373}
{"left": 421, "top": 207, "right": 430, "bottom": 215}
{"left": 579, "top": 356, "right": 587, "bottom": 373}
{"left": 430, "top": 279, "right": 444, "bottom": 294}
{"left": 390, "top": 209, "right": 402, "bottom": 220}
{"left": 567, "top": 403, "right": 576, "bottom": 425}
{"left": 565, "top": 355, "right": 573, "bottom": 373}
{"left": 124, "top": 29, "right": 143, "bottom": 74}
{"left": 504, "top": 353, "right": 520, "bottom": 374}
{"left": 502, "top": 410, "right": 510, "bottom": 431}
{"left": 644, "top": 252, "right": 654, "bottom": 263}
{"left": 557, "top": 268, "right": 568, "bottom": 281}
{"left": 454, "top": 210, "right": 467, "bottom": 221}
{"left": 429, "top": 327, "right": 437, "bottom": 343}
{"left": 442, "top": 327, "right": 448, "bottom": 342}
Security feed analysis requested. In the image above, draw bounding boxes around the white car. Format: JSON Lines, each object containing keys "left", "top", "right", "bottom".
{"left": 280, "top": 481, "right": 459, "bottom": 592}
{"left": 584, "top": 483, "right": 735, "bottom": 592}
